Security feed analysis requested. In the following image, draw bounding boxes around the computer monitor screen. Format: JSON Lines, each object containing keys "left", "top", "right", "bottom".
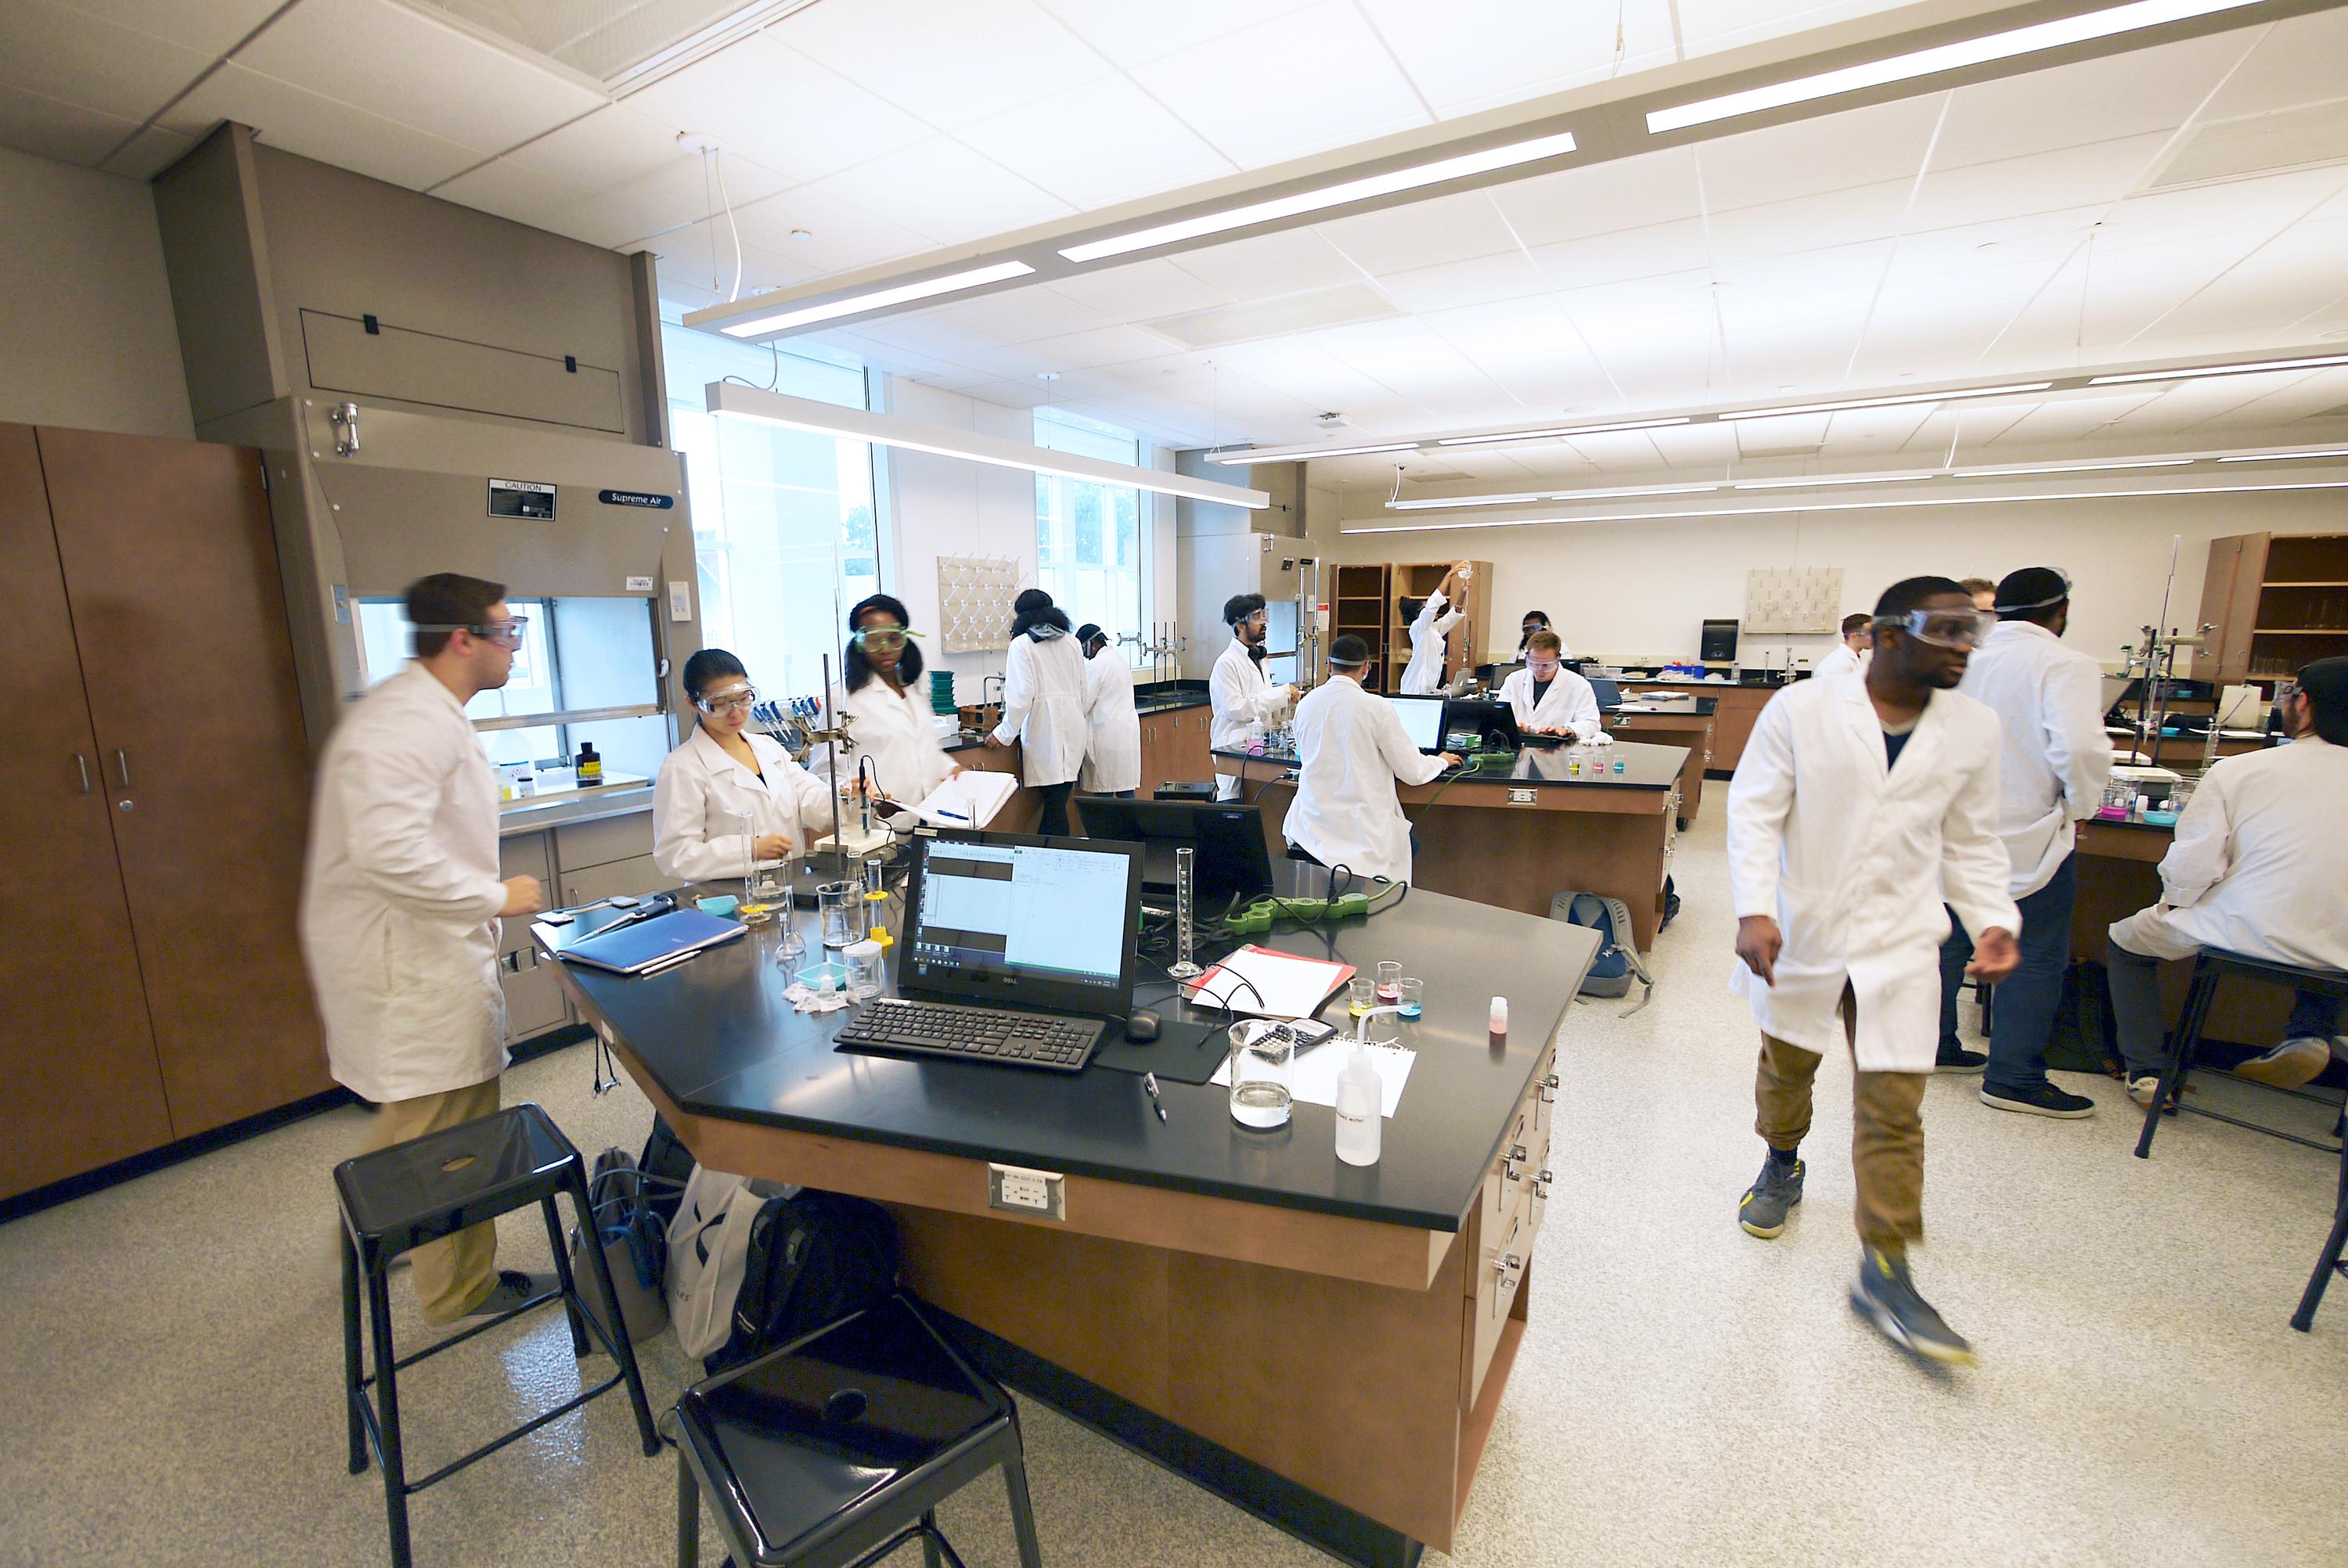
{"left": 1588, "top": 677, "right": 1622, "bottom": 709}
{"left": 904, "top": 834, "right": 1140, "bottom": 1010}
{"left": 1384, "top": 695, "right": 1447, "bottom": 753}
{"left": 1076, "top": 797, "right": 1273, "bottom": 904}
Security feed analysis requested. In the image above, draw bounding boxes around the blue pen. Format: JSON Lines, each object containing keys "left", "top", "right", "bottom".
{"left": 937, "top": 809, "right": 971, "bottom": 822}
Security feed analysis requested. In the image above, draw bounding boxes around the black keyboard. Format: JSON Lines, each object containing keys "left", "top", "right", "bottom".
{"left": 834, "top": 998, "right": 1104, "bottom": 1073}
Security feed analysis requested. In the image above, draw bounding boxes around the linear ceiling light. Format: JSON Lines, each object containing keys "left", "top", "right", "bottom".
{"left": 2089, "top": 351, "right": 2348, "bottom": 385}
{"left": 1060, "top": 130, "right": 1579, "bottom": 265}
{"left": 707, "top": 382, "right": 1269, "bottom": 509}
{"left": 1954, "top": 457, "right": 2196, "bottom": 477}
{"left": 1388, "top": 491, "right": 1544, "bottom": 510}
{"left": 1645, "top": 0, "right": 2265, "bottom": 135}
{"left": 1732, "top": 473, "right": 1936, "bottom": 490}
{"left": 2217, "top": 448, "right": 2348, "bottom": 462}
{"left": 1719, "top": 382, "right": 2054, "bottom": 420}
{"left": 711, "top": 261, "right": 1036, "bottom": 337}
{"left": 1205, "top": 440, "right": 1420, "bottom": 465}
{"left": 1436, "top": 415, "right": 1691, "bottom": 448}
{"left": 1390, "top": 480, "right": 1717, "bottom": 510}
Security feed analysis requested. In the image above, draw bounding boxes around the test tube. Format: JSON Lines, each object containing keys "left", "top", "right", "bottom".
{"left": 1167, "top": 844, "right": 1204, "bottom": 980}
{"left": 862, "top": 854, "right": 891, "bottom": 946}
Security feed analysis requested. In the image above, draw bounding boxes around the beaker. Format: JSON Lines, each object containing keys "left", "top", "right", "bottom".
{"left": 816, "top": 881, "right": 859, "bottom": 948}
{"left": 843, "top": 939, "right": 884, "bottom": 1001}
{"left": 1374, "top": 961, "right": 1403, "bottom": 1005}
{"left": 1227, "top": 1020, "right": 1295, "bottom": 1130}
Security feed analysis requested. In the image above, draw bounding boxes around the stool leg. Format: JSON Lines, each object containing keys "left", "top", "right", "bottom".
{"left": 566, "top": 1166, "right": 662, "bottom": 1456}
{"left": 2137, "top": 969, "right": 2215, "bottom": 1159}
{"left": 2292, "top": 1141, "right": 2348, "bottom": 1332}
{"left": 342, "top": 1231, "right": 368, "bottom": 1475}
{"left": 541, "top": 1192, "right": 590, "bottom": 1358}
{"left": 1001, "top": 1442, "right": 1043, "bottom": 1568}
{"left": 676, "top": 1446, "right": 699, "bottom": 1568}
{"left": 921, "top": 1509, "right": 945, "bottom": 1568}
{"left": 366, "top": 1264, "right": 413, "bottom": 1568}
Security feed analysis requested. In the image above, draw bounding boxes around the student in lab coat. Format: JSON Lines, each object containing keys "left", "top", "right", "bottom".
{"left": 653, "top": 648, "right": 834, "bottom": 883}
{"left": 985, "top": 588, "right": 1089, "bottom": 835}
{"left": 1208, "top": 592, "right": 1298, "bottom": 801}
{"left": 811, "top": 592, "right": 957, "bottom": 827}
{"left": 1727, "top": 576, "right": 2019, "bottom": 1365}
{"left": 1398, "top": 563, "right": 1470, "bottom": 694}
{"left": 1284, "top": 635, "right": 1460, "bottom": 885}
{"left": 1936, "top": 567, "right": 2114, "bottom": 1116}
{"left": 1516, "top": 609, "right": 1558, "bottom": 659}
{"left": 300, "top": 573, "right": 550, "bottom": 1325}
{"left": 1961, "top": 577, "right": 1998, "bottom": 613}
{"left": 1813, "top": 613, "right": 1873, "bottom": 680}
{"left": 1497, "top": 629, "right": 1600, "bottom": 738}
{"left": 2106, "top": 656, "right": 2348, "bottom": 1104}
{"left": 1075, "top": 622, "right": 1142, "bottom": 797}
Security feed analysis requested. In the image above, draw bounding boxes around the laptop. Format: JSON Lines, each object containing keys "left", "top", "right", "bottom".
{"left": 1076, "top": 797, "right": 1274, "bottom": 907}
{"left": 1588, "top": 676, "right": 1623, "bottom": 710}
{"left": 1383, "top": 694, "right": 1449, "bottom": 754}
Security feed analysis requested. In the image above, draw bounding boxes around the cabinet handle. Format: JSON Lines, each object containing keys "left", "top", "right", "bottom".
{"left": 1504, "top": 1142, "right": 1528, "bottom": 1181}
{"left": 73, "top": 753, "right": 91, "bottom": 793}
{"left": 1499, "top": 1253, "right": 1525, "bottom": 1290}
{"left": 115, "top": 749, "right": 131, "bottom": 789}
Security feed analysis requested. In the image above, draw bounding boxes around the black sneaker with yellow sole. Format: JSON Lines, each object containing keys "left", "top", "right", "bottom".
{"left": 1738, "top": 1154, "right": 1804, "bottom": 1239}
{"left": 1850, "top": 1248, "right": 1975, "bottom": 1365}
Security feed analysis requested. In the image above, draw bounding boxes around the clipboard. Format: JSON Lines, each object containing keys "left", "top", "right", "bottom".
{"left": 553, "top": 908, "right": 746, "bottom": 975}
{"left": 1183, "top": 944, "right": 1353, "bottom": 1020}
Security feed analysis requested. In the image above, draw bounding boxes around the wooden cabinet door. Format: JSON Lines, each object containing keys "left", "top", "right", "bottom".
{"left": 0, "top": 424, "right": 175, "bottom": 1198}
{"left": 2191, "top": 533, "right": 2266, "bottom": 683}
{"left": 38, "top": 427, "right": 330, "bottom": 1139}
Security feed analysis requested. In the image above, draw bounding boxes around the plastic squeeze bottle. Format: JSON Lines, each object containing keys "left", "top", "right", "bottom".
{"left": 1334, "top": 1042, "right": 1385, "bottom": 1167}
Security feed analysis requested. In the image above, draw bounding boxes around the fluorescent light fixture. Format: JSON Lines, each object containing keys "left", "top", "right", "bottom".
{"left": 2217, "top": 448, "right": 2348, "bottom": 462}
{"left": 1436, "top": 416, "right": 1691, "bottom": 448}
{"left": 1060, "top": 131, "right": 1579, "bottom": 265}
{"left": 1388, "top": 491, "right": 1545, "bottom": 511}
{"left": 1206, "top": 440, "right": 1421, "bottom": 465}
{"left": 1954, "top": 458, "right": 2195, "bottom": 477}
{"left": 2090, "top": 351, "right": 2348, "bottom": 386}
{"left": 1719, "top": 382, "right": 2053, "bottom": 420}
{"left": 1645, "top": 0, "right": 2265, "bottom": 135}
{"left": 1733, "top": 473, "right": 1935, "bottom": 490}
{"left": 1389, "top": 480, "right": 1716, "bottom": 510}
{"left": 711, "top": 261, "right": 1035, "bottom": 337}
{"left": 707, "top": 382, "right": 1269, "bottom": 509}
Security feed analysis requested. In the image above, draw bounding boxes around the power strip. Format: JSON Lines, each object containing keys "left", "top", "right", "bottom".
{"left": 1219, "top": 890, "right": 1374, "bottom": 936}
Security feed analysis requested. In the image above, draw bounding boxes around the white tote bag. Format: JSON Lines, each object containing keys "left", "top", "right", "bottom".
{"left": 664, "top": 1165, "right": 767, "bottom": 1361}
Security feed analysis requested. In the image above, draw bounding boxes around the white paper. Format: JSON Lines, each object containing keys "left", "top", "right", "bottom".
{"left": 1184, "top": 946, "right": 1349, "bottom": 1020}
{"left": 909, "top": 769, "right": 1019, "bottom": 829}
{"left": 1211, "top": 1041, "right": 1416, "bottom": 1119}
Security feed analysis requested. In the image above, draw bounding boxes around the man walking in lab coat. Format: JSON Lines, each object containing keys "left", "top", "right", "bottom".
{"left": 1208, "top": 593, "right": 1297, "bottom": 801}
{"left": 301, "top": 574, "right": 551, "bottom": 1325}
{"left": 1813, "top": 613, "right": 1872, "bottom": 681}
{"left": 1284, "top": 636, "right": 1459, "bottom": 884}
{"left": 1728, "top": 577, "right": 2019, "bottom": 1365}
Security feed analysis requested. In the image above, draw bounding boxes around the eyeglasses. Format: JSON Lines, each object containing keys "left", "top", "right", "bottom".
{"left": 1875, "top": 608, "right": 1996, "bottom": 649}
{"left": 697, "top": 686, "right": 758, "bottom": 715}
{"left": 416, "top": 616, "right": 529, "bottom": 648}
{"left": 853, "top": 626, "right": 920, "bottom": 652}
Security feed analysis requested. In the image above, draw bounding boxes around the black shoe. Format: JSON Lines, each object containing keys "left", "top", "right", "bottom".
{"left": 458, "top": 1269, "right": 558, "bottom": 1322}
{"left": 1979, "top": 1080, "right": 2095, "bottom": 1118}
{"left": 1850, "top": 1249, "right": 1975, "bottom": 1365}
{"left": 1936, "top": 1041, "right": 1987, "bottom": 1074}
{"left": 1738, "top": 1154, "right": 1803, "bottom": 1239}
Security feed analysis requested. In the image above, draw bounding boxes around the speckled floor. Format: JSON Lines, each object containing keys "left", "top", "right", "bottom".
{"left": 2, "top": 807, "right": 2343, "bottom": 1568}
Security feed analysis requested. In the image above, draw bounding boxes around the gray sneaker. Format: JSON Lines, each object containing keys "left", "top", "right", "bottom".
{"left": 1850, "top": 1248, "right": 1975, "bottom": 1365}
{"left": 458, "top": 1269, "right": 559, "bottom": 1322}
{"left": 1738, "top": 1154, "right": 1804, "bottom": 1239}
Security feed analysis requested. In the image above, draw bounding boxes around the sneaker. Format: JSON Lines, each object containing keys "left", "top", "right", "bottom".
{"left": 1849, "top": 1248, "right": 1975, "bottom": 1365}
{"left": 1979, "top": 1080, "right": 2095, "bottom": 1118}
{"left": 2233, "top": 1037, "right": 2331, "bottom": 1091}
{"left": 2128, "top": 1075, "right": 2163, "bottom": 1108}
{"left": 458, "top": 1269, "right": 559, "bottom": 1322}
{"left": 1935, "top": 1042, "right": 1988, "bottom": 1074}
{"left": 1738, "top": 1154, "right": 1804, "bottom": 1239}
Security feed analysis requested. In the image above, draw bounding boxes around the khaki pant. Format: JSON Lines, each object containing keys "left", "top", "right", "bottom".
{"left": 1753, "top": 986, "right": 1926, "bottom": 1253}
{"left": 365, "top": 1077, "right": 502, "bottom": 1324}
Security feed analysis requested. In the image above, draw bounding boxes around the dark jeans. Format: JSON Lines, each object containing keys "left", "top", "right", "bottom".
{"left": 1035, "top": 782, "right": 1075, "bottom": 837}
{"left": 2105, "top": 936, "right": 2346, "bottom": 1077}
{"left": 1938, "top": 852, "right": 2077, "bottom": 1091}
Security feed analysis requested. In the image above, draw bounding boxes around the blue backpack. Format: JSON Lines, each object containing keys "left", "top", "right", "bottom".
{"left": 1548, "top": 891, "right": 1655, "bottom": 1015}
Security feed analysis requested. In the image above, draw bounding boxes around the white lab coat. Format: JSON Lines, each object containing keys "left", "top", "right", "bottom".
{"left": 1209, "top": 636, "right": 1293, "bottom": 801}
{"left": 1285, "top": 673, "right": 1447, "bottom": 884}
{"left": 1957, "top": 619, "right": 2114, "bottom": 897}
{"left": 1399, "top": 590, "right": 1465, "bottom": 694}
{"left": 2110, "top": 735, "right": 2348, "bottom": 969}
{"left": 1814, "top": 642, "right": 1869, "bottom": 681}
{"left": 1497, "top": 666, "right": 1601, "bottom": 736}
{"left": 299, "top": 663, "right": 508, "bottom": 1104}
{"left": 1726, "top": 674, "right": 2021, "bottom": 1072}
{"left": 809, "top": 674, "right": 956, "bottom": 808}
{"left": 1080, "top": 653, "right": 1143, "bottom": 794}
{"left": 653, "top": 725, "right": 833, "bottom": 882}
{"left": 992, "top": 628, "right": 1089, "bottom": 787}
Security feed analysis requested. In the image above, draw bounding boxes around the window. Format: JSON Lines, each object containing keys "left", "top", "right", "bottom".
{"left": 662, "top": 315, "right": 884, "bottom": 705}
{"left": 1034, "top": 411, "right": 1147, "bottom": 665}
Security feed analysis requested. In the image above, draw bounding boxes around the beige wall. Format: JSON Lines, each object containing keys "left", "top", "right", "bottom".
{"left": 0, "top": 147, "right": 192, "bottom": 440}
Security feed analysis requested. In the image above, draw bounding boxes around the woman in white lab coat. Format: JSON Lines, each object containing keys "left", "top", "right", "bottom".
{"left": 1497, "top": 628, "right": 1600, "bottom": 738}
{"left": 985, "top": 588, "right": 1089, "bottom": 836}
{"left": 812, "top": 592, "right": 958, "bottom": 827}
{"left": 1398, "top": 563, "right": 1470, "bottom": 694}
{"left": 1075, "top": 622, "right": 1143, "bottom": 797}
{"left": 653, "top": 647, "right": 834, "bottom": 883}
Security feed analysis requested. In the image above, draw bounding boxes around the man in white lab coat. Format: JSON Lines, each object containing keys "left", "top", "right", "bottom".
{"left": 1727, "top": 576, "right": 2019, "bottom": 1365}
{"left": 301, "top": 574, "right": 550, "bottom": 1325}
{"left": 1208, "top": 593, "right": 1298, "bottom": 801}
{"left": 1936, "top": 568, "right": 2114, "bottom": 1116}
{"left": 1813, "top": 613, "right": 1872, "bottom": 681}
{"left": 2107, "top": 657, "right": 2348, "bottom": 1103}
{"left": 1284, "top": 635, "right": 1459, "bottom": 884}
{"left": 1398, "top": 563, "right": 1469, "bottom": 694}
{"left": 1496, "top": 629, "right": 1599, "bottom": 738}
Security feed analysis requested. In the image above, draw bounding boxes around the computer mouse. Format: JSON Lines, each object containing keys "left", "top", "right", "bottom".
{"left": 1124, "top": 1009, "right": 1161, "bottom": 1043}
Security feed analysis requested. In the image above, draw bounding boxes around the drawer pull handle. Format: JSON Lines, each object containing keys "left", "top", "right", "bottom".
{"left": 1533, "top": 1170, "right": 1553, "bottom": 1200}
{"left": 1504, "top": 1142, "right": 1528, "bottom": 1181}
{"left": 73, "top": 753, "right": 91, "bottom": 793}
{"left": 1499, "top": 1253, "right": 1524, "bottom": 1289}
{"left": 116, "top": 749, "right": 131, "bottom": 788}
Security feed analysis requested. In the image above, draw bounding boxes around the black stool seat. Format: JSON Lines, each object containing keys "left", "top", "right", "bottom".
{"left": 675, "top": 1293, "right": 1041, "bottom": 1568}
{"left": 337, "top": 1102, "right": 660, "bottom": 1568}
{"left": 2135, "top": 949, "right": 2347, "bottom": 1161}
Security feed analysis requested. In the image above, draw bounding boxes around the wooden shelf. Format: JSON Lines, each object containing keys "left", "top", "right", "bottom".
{"left": 2262, "top": 581, "right": 2348, "bottom": 588}
{"left": 2253, "top": 628, "right": 2348, "bottom": 635}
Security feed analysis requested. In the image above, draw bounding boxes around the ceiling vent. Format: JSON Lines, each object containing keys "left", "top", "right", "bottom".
{"left": 2139, "top": 99, "right": 2348, "bottom": 192}
{"left": 1147, "top": 283, "right": 1401, "bottom": 351}
{"left": 417, "top": 0, "right": 822, "bottom": 89}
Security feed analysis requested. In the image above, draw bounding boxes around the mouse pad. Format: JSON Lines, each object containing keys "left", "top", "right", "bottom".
{"left": 1091, "top": 1018, "right": 1226, "bottom": 1084}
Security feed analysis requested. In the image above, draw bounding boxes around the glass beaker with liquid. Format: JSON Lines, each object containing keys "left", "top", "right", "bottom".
{"left": 1227, "top": 1020, "right": 1296, "bottom": 1130}
{"left": 816, "top": 881, "right": 859, "bottom": 948}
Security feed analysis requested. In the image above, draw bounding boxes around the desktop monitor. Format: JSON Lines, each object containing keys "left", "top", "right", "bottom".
{"left": 1075, "top": 797, "right": 1274, "bottom": 906}
{"left": 1588, "top": 677, "right": 1623, "bottom": 710}
{"left": 1441, "top": 697, "right": 1522, "bottom": 752}
{"left": 1384, "top": 695, "right": 1448, "bottom": 753}
{"left": 900, "top": 830, "right": 1143, "bottom": 1016}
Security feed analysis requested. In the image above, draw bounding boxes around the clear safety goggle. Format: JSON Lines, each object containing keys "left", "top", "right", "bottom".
{"left": 852, "top": 625, "right": 922, "bottom": 651}
{"left": 1992, "top": 570, "right": 2073, "bottom": 613}
{"left": 415, "top": 616, "right": 528, "bottom": 647}
{"left": 697, "top": 685, "right": 759, "bottom": 715}
{"left": 1874, "top": 607, "right": 1997, "bottom": 649}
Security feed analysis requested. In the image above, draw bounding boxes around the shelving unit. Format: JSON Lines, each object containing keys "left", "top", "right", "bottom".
{"left": 2194, "top": 533, "right": 2348, "bottom": 683}
{"left": 1332, "top": 563, "right": 1392, "bottom": 692}
{"left": 1389, "top": 559, "right": 1494, "bottom": 692}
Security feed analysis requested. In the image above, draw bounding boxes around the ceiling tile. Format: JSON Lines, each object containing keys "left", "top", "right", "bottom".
{"left": 955, "top": 73, "right": 1233, "bottom": 210}
{"left": 1129, "top": 0, "right": 1431, "bottom": 170}
{"left": 1643, "top": 422, "right": 1741, "bottom": 467}
{"left": 1889, "top": 204, "right": 2103, "bottom": 279}
{"left": 502, "top": 100, "right": 794, "bottom": 235}
{"left": 2202, "top": 7, "right": 2348, "bottom": 119}
{"left": 780, "top": 0, "right": 1111, "bottom": 130}
{"left": 1489, "top": 146, "right": 1704, "bottom": 247}
{"left": 1530, "top": 219, "right": 1712, "bottom": 292}
{"left": 1907, "top": 134, "right": 2172, "bottom": 232}
{"left": 1032, "top": 0, "right": 1319, "bottom": 68}
{"left": 1698, "top": 92, "right": 1942, "bottom": 211}
{"left": 851, "top": 309, "right": 1015, "bottom": 364}
{"left": 1570, "top": 308, "right": 1716, "bottom": 405}
{"left": 1675, "top": 1, "right": 1913, "bottom": 54}
{"left": 434, "top": 157, "right": 668, "bottom": 249}
{"left": 0, "top": 81, "right": 139, "bottom": 165}
{"left": 0, "top": 1, "right": 211, "bottom": 125}
{"left": 101, "top": 120, "right": 196, "bottom": 179}
{"left": 1983, "top": 390, "right": 2162, "bottom": 445}
{"left": 808, "top": 135, "right": 1071, "bottom": 247}
{"left": 1166, "top": 228, "right": 1363, "bottom": 300}
{"left": 1356, "top": 0, "right": 1676, "bottom": 118}
{"left": 1316, "top": 189, "right": 1522, "bottom": 277}
{"left": 2149, "top": 216, "right": 2348, "bottom": 341}
{"left": 1041, "top": 259, "right": 1233, "bottom": 322}
{"left": 163, "top": 63, "right": 484, "bottom": 189}
{"left": 236, "top": 0, "right": 606, "bottom": 155}
{"left": 67, "top": 0, "right": 282, "bottom": 56}
{"left": 1929, "top": 29, "right": 2249, "bottom": 171}
{"left": 2190, "top": 364, "right": 2348, "bottom": 427}
{"left": 963, "top": 322, "right": 1176, "bottom": 378}
{"left": 1705, "top": 178, "right": 1914, "bottom": 264}
{"left": 622, "top": 34, "right": 933, "bottom": 185}
{"left": 921, "top": 286, "right": 1119, "bottom": 343}
{"left": 2096, "top": 165, "right": 2348, "bottom": 254}
{"left": 1309, "top": 318, "right": 1522, "bottom": 419}
{"left": 1371, "top": 250, "right": 1547, "bottom": 315}
{"left": 725, "top": 185, "right": 939, "bottom": 276}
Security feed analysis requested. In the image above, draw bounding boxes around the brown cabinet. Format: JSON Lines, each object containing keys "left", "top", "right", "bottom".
{"left": 2194, "top": 532, "right": 2348, "bottom": 685}
{"left": 1331, "top": 563, "right": 1392, "bottom": 692}
{"left": 0, "top": 424, "right": 328, "bottom": 1200}
{"left": 1134, "top": 704, "right": 1215, "bottom": 795}
{"left": 1389, "top": 559, "right": 1493, "bottom": 692}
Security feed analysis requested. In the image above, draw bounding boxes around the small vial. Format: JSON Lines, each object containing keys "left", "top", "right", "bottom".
{"left": 1613, "top": 757, "right": 1626, "bottom": 774}
{"left": 1489, "top": 995, "right": 1508, "bottom": 1045}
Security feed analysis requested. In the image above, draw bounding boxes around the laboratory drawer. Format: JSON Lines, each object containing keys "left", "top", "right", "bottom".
{"left": 559, "top": 852, "right": 680, "bottom": 912}
{"left": 555, "top": 810, "right": 655, "bottom": 873}
{"left": 498, "top": 833, "right": 552, "bottom": 955}
{"left": 1470, "top": 1045, "right": 1555, "bottom": 1261}
{"left": 1464, "top": 1180, "right": 1541, "bottom": 1411}
{"left": 499, "top": 948, "right": 569, "bottom": 1041}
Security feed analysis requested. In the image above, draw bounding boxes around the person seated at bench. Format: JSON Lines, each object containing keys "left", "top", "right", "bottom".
{"left": 1497, "top": 629, "right": 1599, "bottom": 739}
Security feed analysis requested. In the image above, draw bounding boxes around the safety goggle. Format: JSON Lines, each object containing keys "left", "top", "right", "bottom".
{"left": 416, "top": 616, "right": 528, "bottom": 648}
{"left": 852, "top": 626, "right": 922, "bottom": 652}
{"left": 1992, "top": 570, "right": 2073, "bottom": 613}
{"left": 1874, "top": 608, "right": 1996, "bottom": 649}
{"left": 697, "top": 685, "right": 758, "bottom": 715}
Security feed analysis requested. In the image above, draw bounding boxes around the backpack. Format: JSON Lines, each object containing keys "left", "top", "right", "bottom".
{"left": 708, "top": 1192, "right": 900, "bottom": 1375}
{"left": 567, "top": 1145, "right": 676, "bottom": 1344}
{"left": 638, "top": 1113, "right": 697, "bottom": 1232}
{"left": 1548, "top": 890, "right": 1655, "bottom": 1015}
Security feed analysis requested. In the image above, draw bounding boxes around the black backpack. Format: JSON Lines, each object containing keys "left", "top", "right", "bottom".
{"left": 708, "top": 1191, "right": 900, "bottom": 1374}
{"left": 638, "top": 1113, "right": 697, "bottom": 1232}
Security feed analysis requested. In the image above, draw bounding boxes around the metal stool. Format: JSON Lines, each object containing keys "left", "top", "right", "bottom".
{"left": 674, "top": 1293, "right": 1043, "bottom": 1568}
{"left": 336, "top": 1102, "right": 661, "bottom": 1568}
{"left": 2134, "top": 951, "right": 2348, "bottom": 1160}
{"left": 2293, "top": 1123, "right": 2348, "bottom": 1332}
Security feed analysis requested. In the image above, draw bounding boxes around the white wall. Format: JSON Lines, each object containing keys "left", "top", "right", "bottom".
{"left": 1330, "top": 487, "right": 2348, "bottom": 672}
{"left": 0, "top": 147, "right": 192, "bottom": 440}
